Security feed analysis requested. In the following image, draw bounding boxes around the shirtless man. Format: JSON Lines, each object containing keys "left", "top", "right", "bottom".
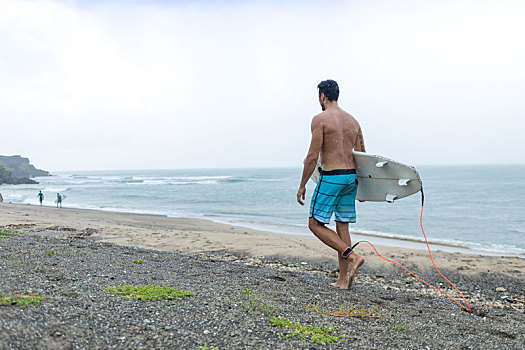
{"left": 297, "top": 79, "right": 366, "bottom": 289}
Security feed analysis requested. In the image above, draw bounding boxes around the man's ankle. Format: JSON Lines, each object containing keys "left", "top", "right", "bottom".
{"left": 341, "top": 247, "right": 354, "bottom": 259}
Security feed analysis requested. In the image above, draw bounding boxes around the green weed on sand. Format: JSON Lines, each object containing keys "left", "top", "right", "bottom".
{"left": 0, "top": 229, "right": 25, "bottom": 239}
{"left": 270, "top": 316, "right": 344, "bottom": 345}
{"left": 107, "top": 284, "right": 194, "bottom": 301}
{"left": 0, "top": 292, "right": 44, "bottom": 308}
{"left": 240, "top": 288, "right": 345, "bottom": 345}
{"left": 239, "top": 288, "right": 278, "bottom": 314}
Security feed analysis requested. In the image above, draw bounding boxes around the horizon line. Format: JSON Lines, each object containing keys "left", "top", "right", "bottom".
{"left": 41, "top": 163, "right": 525, "bottom": 173}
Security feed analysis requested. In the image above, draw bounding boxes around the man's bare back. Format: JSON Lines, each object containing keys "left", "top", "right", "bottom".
{"left": 313, "top": 108, "right": 365, "bottom": 171}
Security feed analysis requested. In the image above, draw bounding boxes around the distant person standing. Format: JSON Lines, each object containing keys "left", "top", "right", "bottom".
{"left": 56, "top": 193, "right": 62, "bottom": 208}
{"left": 37, "top": 191, "right": 44, "bottom": 205}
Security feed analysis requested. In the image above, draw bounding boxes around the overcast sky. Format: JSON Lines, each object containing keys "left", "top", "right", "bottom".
{"left": 1, "top": 0, "right": 524, "bottom": 171}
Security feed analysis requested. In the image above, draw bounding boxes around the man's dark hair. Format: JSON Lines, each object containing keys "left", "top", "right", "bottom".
{"left": 317, "top": 80, "right": 339, "bottom": 101}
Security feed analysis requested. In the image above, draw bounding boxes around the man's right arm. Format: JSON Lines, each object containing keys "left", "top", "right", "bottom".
{"left": 297, "top": 116, "right": 323, "bottom": 205}
{"left": 354, "top": 126, "right": 366, "bottom": 152}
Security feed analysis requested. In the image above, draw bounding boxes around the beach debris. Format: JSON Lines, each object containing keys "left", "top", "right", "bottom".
{"left": 1, "top": 223, "right": 36, "bottom": 235}
{"left": 227, "top": 257, "right": 246, "bottom": 262}
{"left": 265, "top": 275, "right": 286, "bottom": 282}
{"left": 496, "top": 287, "right": 507, "bottom": 292}
{"left": 68, "top": 228, "right": 98, "bottom": 239}
{"left": 466, "top": 306, "right": 489, "bottom": 317}
{"left": 47, "top": 226, "right": 76, "bottom": 231}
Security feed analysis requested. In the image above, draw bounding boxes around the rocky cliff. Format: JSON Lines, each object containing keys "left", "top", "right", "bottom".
{"left": 0, "top": 156, "right": 50, "bottom": 185}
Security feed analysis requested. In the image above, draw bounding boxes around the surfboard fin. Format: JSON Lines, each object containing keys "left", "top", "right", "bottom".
{"left": 386, "top": 194, "right": 397, "bottom": 203}
{"left": 375, "top": 161, "right": 387, "bottom": 168}
{"left": 398, "top": 178, "right": 411, "bottom": 186}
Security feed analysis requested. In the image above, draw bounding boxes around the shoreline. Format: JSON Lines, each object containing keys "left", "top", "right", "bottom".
{"left": 3, "top": 202, "right": 523, "bottom": 258}
{"left": 1, "top": 203, "right": 524, "bottom": 275}
{"left": 213, "top": 218, "right": 517, "bottom": 257}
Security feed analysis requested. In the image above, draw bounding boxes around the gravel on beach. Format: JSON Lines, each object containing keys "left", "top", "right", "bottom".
{"left": 1, "top": 227, "right": 524, "bottom": 349}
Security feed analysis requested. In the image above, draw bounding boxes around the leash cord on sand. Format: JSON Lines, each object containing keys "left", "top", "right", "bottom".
{"left": 353, "top": 189, "right": 471, "bottom": 311}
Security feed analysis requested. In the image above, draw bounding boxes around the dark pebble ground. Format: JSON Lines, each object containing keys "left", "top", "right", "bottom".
{"left": 1, "top": 232, "right": 524, "bottom": 350}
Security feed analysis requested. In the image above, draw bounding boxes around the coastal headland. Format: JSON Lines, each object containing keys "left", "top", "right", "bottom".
{"left": 1, "top": 203, "right": 524, "bottom": 349}
{"left": 0, "top": 155, "right": 49, "bottom": 185}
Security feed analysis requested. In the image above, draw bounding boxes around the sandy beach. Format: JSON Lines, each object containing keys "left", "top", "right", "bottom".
{"left": 2, "top": 204, "right": 523, "bottom": 276}
{"left": 1, "top": 203, "right": 524, "bottom": 349}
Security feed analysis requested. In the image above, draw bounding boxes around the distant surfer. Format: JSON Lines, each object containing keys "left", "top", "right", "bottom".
{"left": 56, "top": 193, "right": 62, "bottom": 208}
{"left": 38, "top": 191, "right": 44, "bottom": 205}
{"left": 297, "top": 79, "right": 366, "bottom": 289}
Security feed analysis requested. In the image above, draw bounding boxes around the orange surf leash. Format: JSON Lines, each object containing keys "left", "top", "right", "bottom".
{"left": 352, "top": 190, "right": 471, "bottom": 311}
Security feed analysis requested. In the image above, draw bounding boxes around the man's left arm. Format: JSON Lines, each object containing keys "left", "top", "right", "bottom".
{"left": 297, "top": 117, "right": 323, "bottom": 205}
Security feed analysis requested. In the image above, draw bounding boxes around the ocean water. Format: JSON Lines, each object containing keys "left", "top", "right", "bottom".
{"left": 1, "top": 165, "right": 524, "bottom": 256}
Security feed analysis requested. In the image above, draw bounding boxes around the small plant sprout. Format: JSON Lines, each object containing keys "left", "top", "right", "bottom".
{"left": 240, "top": 288, "right": 253, "bottom": 295}
{"left": 391, "top": 309, "right": 408, "bottom": 330}
{"left": 307, "top": 302, "right": 321, "bottom": 313}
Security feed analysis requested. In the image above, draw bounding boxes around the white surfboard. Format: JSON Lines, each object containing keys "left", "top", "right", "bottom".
{"left": 54, "top": 194, "right": 67, "bottom": 203}
{"left": 309, "top": 151, "right": 422, "bottom": 203}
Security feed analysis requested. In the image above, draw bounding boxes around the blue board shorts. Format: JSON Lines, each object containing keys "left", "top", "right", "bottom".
{"left": 309, "top": 169, "right": 358, "bottom": 224}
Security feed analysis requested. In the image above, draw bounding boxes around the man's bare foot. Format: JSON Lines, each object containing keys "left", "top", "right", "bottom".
{"left": 330, "top": 281, "right": 348, "bottom": 290}
{"left": 347, "top": 255, "right": 365, "bottom": 288}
